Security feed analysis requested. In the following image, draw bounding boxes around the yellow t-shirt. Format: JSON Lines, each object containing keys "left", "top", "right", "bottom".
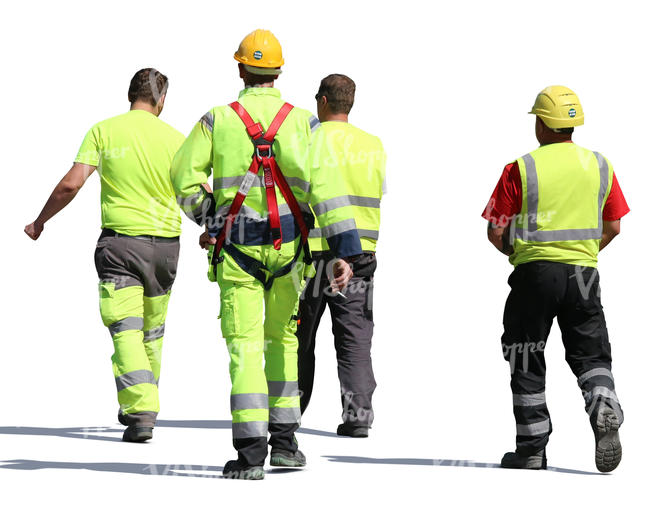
{"left": 75, "top": 109, "right": 185, "bottom": 237}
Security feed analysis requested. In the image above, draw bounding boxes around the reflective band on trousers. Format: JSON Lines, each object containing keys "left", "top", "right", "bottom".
{"left": 214, "top": 175, "right": 311, "bottom": 194}
{"left": 515, "top": 151, "right": 609, "bottom": 242}
{"left": 269, "top": 407, "right": 301, "bottom": 423}
{"left": 230, "top": 393, "right": 269, "bottom": 411}
{"left": 584, "top": 386, "right": 619, "bottom": 404}
{"left": 267, "top": 381, "right": 299, "bottom": 398}
{"left": 577, "top": 367, "right": 614, "bottom": 387}
{"left": 516, "top": 419, "right": 550, "bottom": 436}
{"left": 143, "top": 325, "right": 165, "bottom": 342}
{"left": 109, "top": 317, "right": 144, "bottom": 337}
{"left": 232, "top": 421, "right": 268, "bottom": 439}
{"left": 311, "top": 195, "right": 380, "bottom": 216}
{"left": 115, "top": 369, "right": 157, "bottom": 391}
{"left": 513, "top": 392, "right": 546, "bottom": 407}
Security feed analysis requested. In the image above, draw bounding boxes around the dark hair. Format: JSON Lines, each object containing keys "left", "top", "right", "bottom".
{"left": 128, "top": 68, "right": 168, "bottom": 106}
{"left": 316, "top": 74, "right": 355, "bottom": 114}
{"left": 556, "top": 127, "right": 574, "bottom": 134}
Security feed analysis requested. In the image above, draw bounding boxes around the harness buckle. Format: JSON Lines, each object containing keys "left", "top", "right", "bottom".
{"left": 247, "top": 123, "right": 264, "bottom": 139}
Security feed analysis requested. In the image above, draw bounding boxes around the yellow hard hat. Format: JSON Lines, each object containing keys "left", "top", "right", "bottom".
{"left": 529, "top": 85, "right": 584, "bottom": 129}
{"left": 234, "top": 29, "right": 284, "bottom": 71}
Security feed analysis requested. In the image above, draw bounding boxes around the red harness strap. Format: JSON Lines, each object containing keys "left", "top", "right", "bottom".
{"left": 213, "top": 101, "right": 310, "bottom": 262}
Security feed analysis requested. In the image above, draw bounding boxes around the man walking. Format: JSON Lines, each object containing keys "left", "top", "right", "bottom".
{"left": 483, "top": 86, "right": 629, "bottom": 472}
{"left": 170, "top": 30, "right": 361, "bottom": 479}
{"left": 25, "top": 68, "right": 185, "bottom": 443}
{"left": 297, "top": 74, "right": 386, "bottom": 438}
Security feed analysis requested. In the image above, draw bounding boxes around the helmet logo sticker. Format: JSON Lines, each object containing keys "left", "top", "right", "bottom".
{"left": 254, "top": 50, "right": 263, "bottom": 60}
{"left": 568, "top": 108, "right": 576, "bottom": 118}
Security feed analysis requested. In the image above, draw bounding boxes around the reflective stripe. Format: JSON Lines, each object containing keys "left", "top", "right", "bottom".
{"left": 115, "top": 369, "right": 156, "bottom": 391}
{"left": 214, "top": 175, "right": 310, "bottom": 193}
{"left": 516, "top": 419, "right": 550, "bottom": 436}
{"left": 215, "top": 203, "right": 296, "bottom": 221}
{"left": 313, "top": 218, "right": 357, "bottom": 238}
{"left": 230, "top": 393, "right": 268, "bottom": 411}
{"left": 232, "top": 421, "right": 268, "bottom": 439}
{"left": 523, "top": 153, "right": 538, "bottom": 231}
{"left": 312, "top": 195, "right": 380, "bottom": 216}
{"left": 515, "top": 151, "right": 609, "bottom": 242}
{"left": 267, "top": 380, "right": 299, "bottom": 398}
{"left": 585, "top": 386, "right": 619, "bottom": 404}
{"left": 108, "top": 317, "right": 144, "bottom": 337}
{"left": 577, "top": 368, "right": 614, "bottom": 387}
{"left": 357, "top": 228, "right": 379, "bottom": 240}
{"left": 309, "top": 115, "right": 321, "bottom": 133}
{"left": 310, "top": 227, "right": 378, "bottom": 240}
{"left": 200, "top": 112, "right": 214, "bottom": 132}
{"left": 269, "top": 407, "right": 301, "bottom": 423}
{"left": 177, "top": 190, "right": 205, "bottom": 212}
{"left": 513, "top": 392, "right": 546, "bottom": 407}
{"left": 143, "top": 325, "right": 165, "bottom": 342}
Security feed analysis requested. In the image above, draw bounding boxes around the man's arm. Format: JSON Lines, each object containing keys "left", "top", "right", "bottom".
{"left": 171, "top": 112, "right": 215, "bottom": 227}
{"left": 487, "top": 222, "right": 513, "bottom": 255}
{"left": 24, "top": 162, "right": 96, "bottom": 240}
{"left": 600, "top": 220, "right": 620, "bottom": 251}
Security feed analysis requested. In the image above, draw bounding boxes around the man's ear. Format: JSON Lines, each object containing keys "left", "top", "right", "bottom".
{"left": 156, "top": 94, "right": 166, "bottom": 115}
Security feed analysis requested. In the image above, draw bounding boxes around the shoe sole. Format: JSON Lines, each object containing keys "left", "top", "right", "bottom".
{"left": 337, "top": 429, "right": 368, "bottom": 438}
{"left": 122, "top": 431, "right": 152, "bottom": 443}
{"left": 223, "top": 469, "right": 265, "bottom": 480}
{"left": 270, "top": 455, "right": 306, "bottom": 468}
{"left": 595, "top": 408, "right": 622, "bottom": 473}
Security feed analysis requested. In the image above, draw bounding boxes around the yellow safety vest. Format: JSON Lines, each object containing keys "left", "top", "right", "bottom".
{"left": 510, "top": 143, "right": 613, "bottom": 268}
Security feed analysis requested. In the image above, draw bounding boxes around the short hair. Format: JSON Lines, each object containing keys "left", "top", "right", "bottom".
{"left": 316, "top": 74, "right": 356, "bottom": 114}
{"left": 128, "top": 68, "right": 168, "bottom": 106}
{"left": 555, "top": 127, "right": 574, "bottom": 134}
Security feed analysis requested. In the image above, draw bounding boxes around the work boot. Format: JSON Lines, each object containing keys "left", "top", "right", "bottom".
{"left": 337, "top": 423, "right": 369, "bottom": 438}
{"left": 591, "top": 405, "right": 622, "bottom": 473}
{"left": 122, "top": 426, "right": 153, "bottom": 443}
{"left": 222, "top": 459, "right": 265, "bottom": 480}
{"left": 500, "top": 449, "right": 547, "bottom": 470}
{"left": 270, "top": 449, "right": 307, "bottom": 468}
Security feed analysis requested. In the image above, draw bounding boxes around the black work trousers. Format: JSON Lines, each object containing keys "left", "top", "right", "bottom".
{"left": 297, "top": 252, "right": 377, "bottom": 428}
{"left": 501, "top": 261, "right": 623, "bottom": 455}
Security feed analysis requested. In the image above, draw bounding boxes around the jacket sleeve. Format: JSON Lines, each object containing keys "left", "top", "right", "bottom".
{"left": 307, "top": 127, "right": 362, "bottom": 259}
{"left": 170, "top": 111, "right": 216, "bottom": 226}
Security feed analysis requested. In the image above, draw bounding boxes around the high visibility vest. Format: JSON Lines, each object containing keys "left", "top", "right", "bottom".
{"left": 308, "top": 122, "right": 386, "bottom": 253}
{"left": 510, "top": 143, "right": 613, "bottom": 268}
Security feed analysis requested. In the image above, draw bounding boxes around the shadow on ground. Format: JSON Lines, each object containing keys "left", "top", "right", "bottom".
{"left": 323, "top": 456, "right": 601, "bottom": 476}
{"left": 0, "top": 420, "right": 337, "bottom": 443}
{"left": 0, "top": 459, "right": 221, "bottom": 477}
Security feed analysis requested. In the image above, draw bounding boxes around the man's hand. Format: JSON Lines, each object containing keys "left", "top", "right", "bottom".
{"left": 199, "top": 231, "right": 216, "bottom": 250}
{"left": 24, "top": 221, "right": 44, "bottom": 240}
{"left": 330, "top": 258, "right": 353, "bottom": 293}
{"left": 487, "top": 222, "right": 513, "bottom": 255}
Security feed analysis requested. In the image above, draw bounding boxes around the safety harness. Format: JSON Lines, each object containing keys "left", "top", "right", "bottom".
{"left": 210, "top": 101, "right": 312, "bottom": 290}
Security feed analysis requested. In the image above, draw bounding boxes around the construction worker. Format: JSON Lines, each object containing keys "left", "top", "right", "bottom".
{"left": 170, "top": 30, "right": 361, "bottom": 480}
{"left": 297, "top": 74, "right": 386, "bottom": 438}
{"left": 483, "top": 86, "right": 629, "bottom": 472}
{"left": 24, "top": 68, "right": 185, "bottom": 443}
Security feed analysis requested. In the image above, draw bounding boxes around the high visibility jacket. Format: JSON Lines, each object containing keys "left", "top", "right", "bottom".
{"left": 171, "top": 87, "right": 362, "bottom": 259}
{"left": 308, "top": 121, "right": 386, "bottom": 253}
{"left": 510, "top": 143, "right": 613, "bottom": 268}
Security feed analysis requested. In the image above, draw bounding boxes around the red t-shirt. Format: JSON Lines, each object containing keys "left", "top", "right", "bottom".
{"left": 482, "top": 160, "right": 630, "bottom": 227}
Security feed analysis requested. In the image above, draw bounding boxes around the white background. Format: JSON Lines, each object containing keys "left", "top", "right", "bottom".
{"left": 1, "top": 0, "right": 647, "bottom": 506}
